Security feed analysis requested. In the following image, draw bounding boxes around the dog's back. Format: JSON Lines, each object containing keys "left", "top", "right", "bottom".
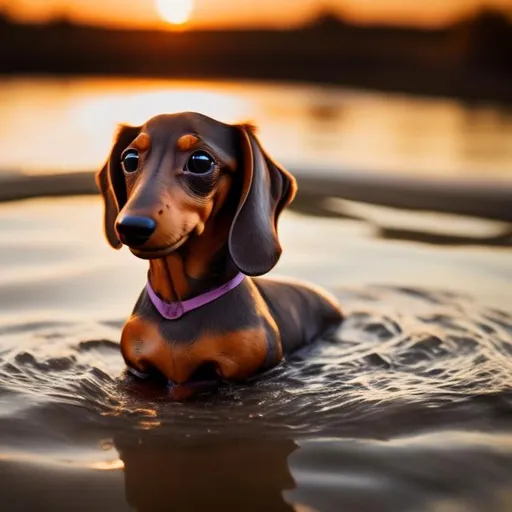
{"left": 253, "top": 277, "right": 343, "bottom": 354}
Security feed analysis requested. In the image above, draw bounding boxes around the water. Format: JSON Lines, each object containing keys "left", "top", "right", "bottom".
{"left": 0, "top": 78, "right": 511, "bottom": 511}
{"left": 0, "top": 77, "right": 511, "bottom": 181}
{"left": 0, "top": 194, "right": 510, "bottom": 511}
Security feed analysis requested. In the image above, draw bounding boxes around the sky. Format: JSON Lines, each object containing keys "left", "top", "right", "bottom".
{"left": 1, "top": 0, "right": 512, "bottom": 29}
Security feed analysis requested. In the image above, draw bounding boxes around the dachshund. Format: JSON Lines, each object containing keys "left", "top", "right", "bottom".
{"left": 96, "top": 112, "right": 343, "bottom": 397}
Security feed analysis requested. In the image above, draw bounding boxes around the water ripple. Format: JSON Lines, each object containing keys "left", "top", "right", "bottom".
{"left": 0, "top": 286, "right": 511, "bottom": 442}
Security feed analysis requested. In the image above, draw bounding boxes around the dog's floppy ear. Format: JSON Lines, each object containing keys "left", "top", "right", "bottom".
{"left": 228, "top": 125, "right": 297, "bottom": 276}
{"left": 95, "top": 124, "right": 141, "bottom": 249}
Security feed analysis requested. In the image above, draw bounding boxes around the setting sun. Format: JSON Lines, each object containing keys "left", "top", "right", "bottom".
{"left": 155, "top": 0, "right": 194, "bottom": 25}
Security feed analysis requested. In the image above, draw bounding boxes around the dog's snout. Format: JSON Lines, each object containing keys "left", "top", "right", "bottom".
{"left": 116, "top": 215, "right": 156, "bottom": 246}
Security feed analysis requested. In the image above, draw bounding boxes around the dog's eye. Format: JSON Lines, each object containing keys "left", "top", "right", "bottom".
{"left": 186, "top": 151, "right": 215, "bottom": 175}
{"left": 121, "top": 149, "right": 139, "bottom": 173}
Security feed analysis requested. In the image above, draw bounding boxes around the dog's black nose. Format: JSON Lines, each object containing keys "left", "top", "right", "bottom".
{"left": 116, "top": 216, "right": 156, "bottom": 247}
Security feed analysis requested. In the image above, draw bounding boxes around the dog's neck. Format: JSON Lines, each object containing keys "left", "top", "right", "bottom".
{"left": 148, "top": 248, "right": 236, "bottom": 303}
{"left": 147, "top": 219, "right": 237, "bottom": 303}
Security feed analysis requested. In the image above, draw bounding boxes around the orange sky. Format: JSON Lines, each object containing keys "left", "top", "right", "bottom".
{"left": 2, "top": 0, "right": 512, "bottom": 29}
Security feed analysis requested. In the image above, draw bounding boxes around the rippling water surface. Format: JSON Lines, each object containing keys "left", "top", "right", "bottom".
{"left": 0, "top": 196, "right": 511, "bottom": 511}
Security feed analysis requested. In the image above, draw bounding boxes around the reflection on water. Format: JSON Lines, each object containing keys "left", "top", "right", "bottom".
{"left": 290, "top": 196, "right": 512, "bottom": 247}
{"left": 3, "top": 430, "right": 512, "bottom": 512}
{"left": 115, "top": 435, "right": 297, "bottom": 512}
{"left": 0, "top": 77, "right": 511, "bottom": 180}
{"left": 286, "top": 434, "right": 512, "bottom": 512}
{"left": 0, "top": 191, "right": 510, "bottom": 510}
{"left": 0, "top": 286, "right": 511, "bottom": 511}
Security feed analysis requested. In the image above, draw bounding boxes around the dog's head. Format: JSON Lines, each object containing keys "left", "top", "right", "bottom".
{"left": 96, "top": 112, "right": 296, "bottom": 276}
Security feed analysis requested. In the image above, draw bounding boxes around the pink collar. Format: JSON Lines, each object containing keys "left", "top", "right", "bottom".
{"left": 146, "top": 272, "right": 245, "bottom": 320}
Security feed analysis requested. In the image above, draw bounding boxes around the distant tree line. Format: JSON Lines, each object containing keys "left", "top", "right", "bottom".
{"left": 0, "top": 7, "right": 511, "bottom": 104}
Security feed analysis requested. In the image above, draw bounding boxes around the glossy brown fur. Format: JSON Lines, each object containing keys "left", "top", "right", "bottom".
{"left": 96, "top": 112, "right": 343, "bottom": 396}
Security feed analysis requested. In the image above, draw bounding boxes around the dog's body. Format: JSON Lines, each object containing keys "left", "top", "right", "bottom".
{"left": 122, "top": 277, "right": 342, "bottom": 386}
{"left": 96, "top": 112, "right": 342, "bottom": 394}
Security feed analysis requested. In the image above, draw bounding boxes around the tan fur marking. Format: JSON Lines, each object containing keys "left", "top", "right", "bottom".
{"left": 120, "top": 316, "right": 174, "bottom": 377}
{"left": 169, "top": 327, "right": 268, "bottom": 384}
{"left": 148, "top": 260, "right": 175, "bottom": 302}
{"left": 176, "top": 134, "right": 199, "bottom": 152}
{"left": 166, "top": 253, "right": 190, "bottom": 299}
{"left": 131, "top": 132, "right": 151, "bottom": 152}
{"left": 120, "top": 318, "right": 269, "bottom": 385}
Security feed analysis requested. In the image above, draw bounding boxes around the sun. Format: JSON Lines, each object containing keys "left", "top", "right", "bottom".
{"left": 155, "top": 0, "right": 194, "bottom": 26}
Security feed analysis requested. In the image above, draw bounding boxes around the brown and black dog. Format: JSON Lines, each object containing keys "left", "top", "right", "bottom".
{"left": 96, "top": 112, "right": 342, "bottom": 396}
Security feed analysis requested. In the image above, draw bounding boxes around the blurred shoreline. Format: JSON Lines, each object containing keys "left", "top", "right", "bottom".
{"left": 2, "top": 169, "right": 511, "bottom": 222}
{"left": 1, "top": 8, "right": 512, "bottom": 105}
